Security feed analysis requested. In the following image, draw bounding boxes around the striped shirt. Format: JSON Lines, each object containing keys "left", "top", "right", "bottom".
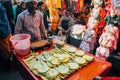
{"left": 14, "top": 9, "right": 46, "bottom": 42}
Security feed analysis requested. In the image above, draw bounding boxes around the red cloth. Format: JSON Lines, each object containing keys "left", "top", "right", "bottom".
{"left": 99, "top": 8, "right": 106, "bottom": 28}
{"left": 74, "top": 0, "right": 80, "bottom": 13}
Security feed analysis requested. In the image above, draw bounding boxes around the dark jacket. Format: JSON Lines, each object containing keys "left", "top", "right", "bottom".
{"left": 2, "top": 1, "right": 14, "bottom": 22}
{"left": 2, "top": 1, "right": 14, "bottom": 34}
{"left": 43, "top": 9, "right": 50, "bottom": 29}
{"left": 0, "top": 4, "right": 11, "bottom": 39}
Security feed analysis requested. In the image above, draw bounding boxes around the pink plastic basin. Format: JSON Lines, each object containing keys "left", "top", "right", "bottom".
{"left": 10, "top": 34, "right": 31, "bottom": 56}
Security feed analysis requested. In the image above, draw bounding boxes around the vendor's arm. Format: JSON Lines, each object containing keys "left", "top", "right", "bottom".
{"left": 14, "top": 14, "right": 23, "bottom": 34}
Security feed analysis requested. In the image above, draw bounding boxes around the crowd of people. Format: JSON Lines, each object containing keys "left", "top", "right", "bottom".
{"left": 0, "top": 0, "right": 120, "bottom": 75}
{"left": 0, "top": 0, "right": 91, "bottom": 70}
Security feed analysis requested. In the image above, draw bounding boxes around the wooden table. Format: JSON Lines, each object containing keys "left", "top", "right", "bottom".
{"left": 13, "top": 44, "right": 112, "bottom": 80}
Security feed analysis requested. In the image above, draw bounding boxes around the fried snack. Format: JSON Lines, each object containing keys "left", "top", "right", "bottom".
{"left": 31, "top": 40, "right": 48, "bottom": 48}
{"left": 67, "top": 62, "right": 79, "bottom": 70}
{"left": 57, "top": 64, "right": 69, "bottom": 75}
{"left": 74, "top": 57, "right": 86, "bottom": 65}
{"left": 83, "top": 55, "right": 94, "bottom": 62}
{"left": 75, "top": 50, "right": 85, "bottom": 56}
{"left": 68, "top": 47, "right": 76, "bottom": 53}
{"left": 46, "top": 69, "right": 59, "bottom": 80}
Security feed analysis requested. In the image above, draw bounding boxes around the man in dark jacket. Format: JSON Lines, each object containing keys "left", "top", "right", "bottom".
{"left": 1, "top": 0, "right": 15, "bottom": 34}
{"left": 0, "top": 3, "right": 12, "bottom": 70}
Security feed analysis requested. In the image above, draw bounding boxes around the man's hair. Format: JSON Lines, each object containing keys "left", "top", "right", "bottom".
{"left": 37, "top": 1, "right": 44, "bottom": 7}
{"left": 66, "top": 9, "right": 71, "bottom": 13}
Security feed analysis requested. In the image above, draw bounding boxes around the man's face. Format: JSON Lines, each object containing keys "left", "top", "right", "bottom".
{"left": 17, "top": 1, "right": 20, "bottom": 6}
{"left": 22, "top": 3, "right": 26, "bottom": 9}
{"left": 65, "top": 11, "right": 70, "bottom": 17}
{"left": 28, "top": 1, "right": 37, "bottom": 13}
{"left": 41, "top": 4, "right": 46, "bottom": 10}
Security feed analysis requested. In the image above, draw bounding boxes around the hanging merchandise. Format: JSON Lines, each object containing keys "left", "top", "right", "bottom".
{"left": 51, "top": 16, "right": 60, "bottom": 31}
{"left": 46, "top": 0, "right": 61, "bottom": 17}
{"left": 98, "top": 7, "right": 106, "bottom": 36}
{"left": 96, "top": 46, "right": 110, "bottom": 60}
{"left": 95, "top": 32, "right": 118, "bottom": 60}
{"left": 95, "top": 25, "right": 119, "bottom": 60}
{"left": 64, "top": 0, "right": 74, "bottom": 14}
{"left": 55, "top": 0, "right": 62, "bottom": 9}
{"left": 99, "top": 7, "right": 106, "bottom": 28}
{"left": 61, "top": 0, "right": 66, "bottom": 10}
{"left": 103, "top": 24, "right": 119, "bottom": 39}
{"left": 104, "top": 9, "right": 120, "bottom": 27}
{"left": 87, "top": 17, "right": 99, "bottom": 33}
{"left": 105, "top": 3, "right": 114, "bottom": 16}
{"left": 111, "top": 0, "right": 120, "bottom": 10}
{"left": 79, "top": 0, "right": 84, "bottom": 11}
{"left": 46, "top": 0, "right": 54, "bottom": 17}
{"left": 79, "top": 29, "right": 96, "bottom": 53}
{"left": 74, "top": 0, "right": 80, "bottom": 13}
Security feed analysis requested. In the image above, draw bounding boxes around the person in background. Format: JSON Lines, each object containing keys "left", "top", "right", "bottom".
{"left": 16, "top": 1, "right": 26, "bottom": 20}
{"left": 50, "top": 8, "right": 62, "bottom": 35}
{"left": 1, "top": 0, "right": 15, "bottom": 34}
{"left": 74, "top": 12, "right": 85, "bottom": 25}
{"left": 12, "top": 1, "right": 17, "bottom": 22}
{"left": 0, "top": 3, "right": 12, "bottom": 70}
{"left": 81, "top": 5, "right": 90, "bottom": 25}
{"left": 16, "top": 0, "right": 21, "bottom": 11}
{"left": 58, "top": 9, "right": 74, "bottom": 35}
{"left": 12, "top": 0, "right": 21, "bottom": 23}
{"left": 58, "top": 9, "right": 74, "bottom": 42}
{"left": 14, "top": 0, "right": 47, "bottom": 42}
{"left": 37, "top": 1, "right": 50, "bottom": 34}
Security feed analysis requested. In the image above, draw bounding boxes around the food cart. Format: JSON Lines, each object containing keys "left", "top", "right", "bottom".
{"left": 12, "top": 39, "right": 111, "bottom": 80}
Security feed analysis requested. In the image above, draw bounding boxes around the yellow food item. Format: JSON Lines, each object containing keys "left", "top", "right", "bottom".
{"left": 46, "top": 69, "right": 59, "bottom": 79}
{"left": 83, "top": 55, "right": 94, "bottom": 62}
{"left": 68, "top": 47, "right": 76, "bottom": 53}
{"left": 67, "top": 62, "right": 79, "bottom": 70}
{"left": 75, "top": 50, "right": 85, "bottom": 56}
{"left": 37, "top": 64, "right": 49, "bottom": 73}
{"left": 57, "top": 65, "right": 69, "bottom": 75}
{"left": 74, "top": 57, "right": 86, "bottom": 65}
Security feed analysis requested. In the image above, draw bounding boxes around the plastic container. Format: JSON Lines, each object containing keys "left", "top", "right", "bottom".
{"left": 10, "top": 34, "right": 31, "bottom": 56}
{"left": 48, "top": 36, "right": 54, "bottom": 45}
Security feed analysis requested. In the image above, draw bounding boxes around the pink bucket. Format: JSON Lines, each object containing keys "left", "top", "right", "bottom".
{"left": 10, "top": 34, "right": 31, "bottom": 56}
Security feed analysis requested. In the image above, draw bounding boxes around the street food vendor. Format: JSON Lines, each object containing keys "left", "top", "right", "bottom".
{"left": 14, "top": 0, "right": 47, "bottom": 42}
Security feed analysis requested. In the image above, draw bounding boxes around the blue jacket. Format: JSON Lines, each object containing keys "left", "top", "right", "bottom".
{"left": 0, "top": 4, "right": 11, "bottom": 39}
